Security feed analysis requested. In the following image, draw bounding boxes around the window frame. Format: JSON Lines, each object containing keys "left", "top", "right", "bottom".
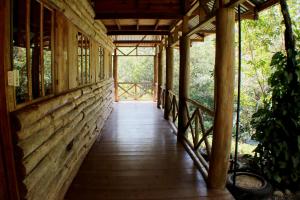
{"left": 12, "top": 0, "right": 55, "bottom": 108}
{"left": 77, "top": 31, "right": 91, "bottom": 86}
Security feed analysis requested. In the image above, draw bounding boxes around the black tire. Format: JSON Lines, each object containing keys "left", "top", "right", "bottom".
{"left": 227, "top": 172, "right": 272, "bottom": 200}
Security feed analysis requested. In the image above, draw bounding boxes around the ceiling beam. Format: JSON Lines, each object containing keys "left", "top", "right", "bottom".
{"left": 95, "top": 13, "right": 182, "bottom": 19}
{"left": 94, "top": 0, "right": 182, "bottom": 19}
{"left": 106, "top": 25, "right": 170, "bottom": 31}
{"left": 257, "top": 0, "right": 279, "bottom": 12}
{"left": 114, "top": 40, "right": 161, "bottom": 44}
{"left": 107, "top": 30, "right": 170, "bottom": 35}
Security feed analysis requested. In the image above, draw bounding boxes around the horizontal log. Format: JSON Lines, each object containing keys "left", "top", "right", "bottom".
{"left": 17, "top": 115, "right": 52, "bottom": 140}
{"left": 23, "top": 113, "right": 84, "bottom": 174}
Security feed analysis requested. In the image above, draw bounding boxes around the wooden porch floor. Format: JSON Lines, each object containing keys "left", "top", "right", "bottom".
{"left": 65, "top": 102, "right": 234, "bottom": 200}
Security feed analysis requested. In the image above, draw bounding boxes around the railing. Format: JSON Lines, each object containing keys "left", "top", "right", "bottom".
{"left": 182, "top": 98, "right": 214, "bottom": 177}
{"left": 159, "top": 86, "right": 165, "bottom": 108}
{"left": 163, "top": 89, "right": 215, "bottom": 178}
{"left": 166, "top": 90, "right": 179, "bottom": 127}
{"left": 118, "top": 82, "right": 153, "bottom": 100}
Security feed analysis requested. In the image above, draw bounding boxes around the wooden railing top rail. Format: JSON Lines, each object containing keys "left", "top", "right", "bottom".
{"left": 118, "top": 81, "right": 153, "bottom": 84}
{"left": 185, "top": 98, "right": 214, "bottom": 116}
{"left": 164, "top": 89, "right": 214, "bottom": 117}
{"left": 168, "top": 89, "right": 176, "bottom": 96}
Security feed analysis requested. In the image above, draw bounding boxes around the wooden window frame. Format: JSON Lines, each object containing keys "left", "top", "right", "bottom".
{"left": 77, "top": 31, "right": 91, "bottom": 86}
{"left": 98, "top": 45, "right": 104, "bottom": 80}
{"left": 12, "top": 0, "right": 55, "bottom": 109}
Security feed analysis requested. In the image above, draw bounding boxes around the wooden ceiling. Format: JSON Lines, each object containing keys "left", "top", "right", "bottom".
{"left": 94, "top": 0, "right": 195, "bottom": 36}
{"left": 92, "top": 0, "right": 279, "bottom": 47}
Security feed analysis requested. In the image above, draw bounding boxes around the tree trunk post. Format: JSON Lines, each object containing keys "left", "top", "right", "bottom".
{"left": 113, "top": 48, "right": 119, "bottom": 102}
{"left": 157, "top": 45, "right": 163, "bottom": 108}
{"left": 178, "top": 16, "right": 190, "bottom": 140}
{"left": 164, "top": 36, "right": 174, "bottom": 119}
{"left": 207, "top": 3, "right": 235, "bottom": 189}
{"left": 153, "top": 47, "right": 158, "bottom": 102}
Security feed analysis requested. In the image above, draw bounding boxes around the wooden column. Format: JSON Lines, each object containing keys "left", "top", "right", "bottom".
{"left": 157, "top": 45, "right": 163, "bottom": 108}
{"left": 164, "top": 36, "right": 174, "bottom": 119}
{"left": 113, "top": 48, "right": 119, "bottom": 102}
{"left": 153, "top": 51, "right": 158, "bottom": 102}
{"left": 0, "top": 0, "right": 20, "bottom": 199}
{"left": 178, "top": 16, "right": 190, "bottom": 138}
{"left": 207, "top": 5, "right": 235, "bottom": 189}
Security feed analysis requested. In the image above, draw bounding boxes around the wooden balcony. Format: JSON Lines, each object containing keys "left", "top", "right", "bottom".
{"left": 65, "top": 102, "right": 233, "bottom": 200}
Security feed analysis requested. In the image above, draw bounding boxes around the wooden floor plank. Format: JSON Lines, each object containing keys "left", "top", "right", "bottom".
{"left": 65, "top": 102, "right": 234, "bottom": 200}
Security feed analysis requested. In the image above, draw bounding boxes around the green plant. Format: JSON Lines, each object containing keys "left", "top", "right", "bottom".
{"left": 251, "top": 49, "right": 300, "bottom": 189}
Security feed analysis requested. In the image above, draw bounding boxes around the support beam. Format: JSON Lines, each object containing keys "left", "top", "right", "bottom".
{"left": 114, "top": 40, "right": 161, "bottom": 45}
{"left": 178, "top": 16, "right": 190, "bottom": 139}
{"left": 207, "top": 5, "right": 235, "bottom": 189}
{"left": 153, "top": 51, "right": 158, "bottom": 102}
{"left": 113, "top": 49, "right": 119, "bottom": 102}
{"left": 0, "top": 0, "right": 20, "bottom": 198}
{"left": 157, "top": 45, "right": 163, "bottom": 108}
{"left": 164, "top": 36, "right": 174, "bottom": 120}
{"left": 107, "top": 30, "right": 169, "bottom": 35}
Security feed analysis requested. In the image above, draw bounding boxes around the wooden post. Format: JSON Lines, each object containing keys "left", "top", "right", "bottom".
{"left": 178, "top": 16, "right": 190, "bottom": 139}
{"left": 153, "top": 50, "right": 158, "bottom": 102}
{"left": 113, "top": 48, "right": 119, "bottom": 102}
{"left": 0, "top": 0, "right": 20, "bottom": 199}
{"left": 207, "top": 3, "right": 235, "bottom": 189}
{"left": 157, "top": 45, "right": 163, "bottom": 108}
{"left": 164, "top": 36, "right": 174, "bottom": 120}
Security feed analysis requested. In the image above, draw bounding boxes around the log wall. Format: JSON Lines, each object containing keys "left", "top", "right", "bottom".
{"left": 4, "top": 0, "right": 115, "bottom": 198}
{"left": 11, "top": 79, "right": 113, "bottom": 200}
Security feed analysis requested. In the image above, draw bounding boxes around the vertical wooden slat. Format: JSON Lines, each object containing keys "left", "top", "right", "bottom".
{"left": 194, "top": 111, "right": 199, "bottom": 148}
{"left": 208, "top": 3, "right": 235, "bottom": 189}
{"left": 40, "top": 4, "right": 45, "bottom": 96}
{"left": 178, "top": 15, "right": 190, "bottom": 139}
{"left": 26, "top": 0, "right": 32, "bottom": 101}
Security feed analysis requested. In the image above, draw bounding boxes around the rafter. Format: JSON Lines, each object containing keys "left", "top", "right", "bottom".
{"left": 136, "top": 19, "right": 139, "bottom": 30}
{"left": 115, "top": 19, "right": 121, "bottom": 30}
{"left": 154, "top": 19, "right": 160, "bottom": 30}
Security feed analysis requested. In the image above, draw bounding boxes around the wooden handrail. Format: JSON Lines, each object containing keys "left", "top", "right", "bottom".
{"left": 160, "top": 90, "right": 214, "bottom": 169}
{"left": 117, "top": 82, "right": 154, "bottom": 100}
{"left": 118, "top": 81, "right": 152, "bottom": 84}
{"left": 185, "top": 98, "right": 214, "bottom": 116}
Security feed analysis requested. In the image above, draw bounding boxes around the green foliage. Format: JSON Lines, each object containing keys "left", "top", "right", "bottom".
{"left": 118, "top": 47, "right": 154, "bottom": 83}
{"left": 251, "top": 49, "right": 300, "bottom": 189}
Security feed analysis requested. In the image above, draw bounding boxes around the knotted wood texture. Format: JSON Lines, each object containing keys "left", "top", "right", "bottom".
{"left": 11, "top": 79, "right": 113, "bottom": 200}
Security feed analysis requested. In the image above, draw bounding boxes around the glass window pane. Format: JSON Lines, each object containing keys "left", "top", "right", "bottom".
{"left": 30, "top": 0, "right": 41, "bottom": 99}
{"left": 13, "top": 0, "right": 28, "bottom": 104}
{"left": 43, "top": 6, "right": 53, "bottom": 96}
{"left": 78, "top": 33, "right": 82, "bottom": 85}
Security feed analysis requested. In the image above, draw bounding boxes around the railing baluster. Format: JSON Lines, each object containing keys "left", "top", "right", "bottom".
{"left": 194, "top": 111, "right": 199, "bottom": 149}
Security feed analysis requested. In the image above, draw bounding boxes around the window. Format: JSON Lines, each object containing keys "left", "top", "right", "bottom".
{"left": 13, "top": 0, "right": 53, "bottom": 104}
{"left": 98, "top": 46, "right": 104, "bottom": 80}
{"left": 77, "top": 32, "right": 91, "bottom": 85}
